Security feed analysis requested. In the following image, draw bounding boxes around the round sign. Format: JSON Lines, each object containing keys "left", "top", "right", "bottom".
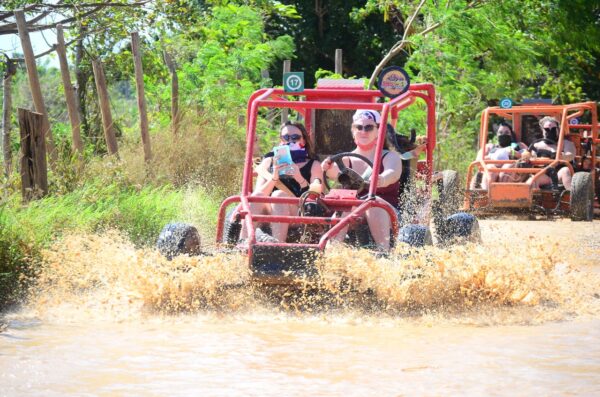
{"left": 377, "top": 66, "right": 410, "bottom": 98}
{"left": 285, "top": 74, "right": 303, "bottom": 91}
{"left": 499, "top": 98, "right": 513, "bottom": 109}
{"left": 569, "top": 117, "right": 579, "bottom": 125}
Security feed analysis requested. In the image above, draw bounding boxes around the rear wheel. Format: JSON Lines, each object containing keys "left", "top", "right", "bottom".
{"left": 222, "top": 207, "right": 242, "bottom": 245}
{"left": 433, "top": 170, "right": 461, "bottom": 239}
{"left": 438, "top": 170, "right": 460, "bottom": 216}
{"left": 437, "top": 212, "right": 481, "bottom": 246}
{"left": 397, "top": 224, "right": 433, "bottom": 248}
{"left": 570, "top": 171, "right": 593, "bottom": 222}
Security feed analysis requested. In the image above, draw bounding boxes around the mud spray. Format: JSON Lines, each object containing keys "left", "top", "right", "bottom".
{"left": 14, "top": 226, "right": 600, "bottom": 326}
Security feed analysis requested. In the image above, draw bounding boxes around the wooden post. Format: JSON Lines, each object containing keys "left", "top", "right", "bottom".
{"left": 18, "top": 108, "right": 48, "bottom": 201}
{"left": 163, "top": 50, "right": 179, "bottom": 135}
{"left": 56, "top": 24, "right": 84, "bottom": 156}
{"left": 92, "top": 59, "right": 118, "bottom": 155}
{"left": 282, "top": 60, "right": 291, "bottom": 124}
{"left": 14, "top": 10, "right": 56, "bottom": 163}
{"left": 2, "top": 59, "right": 16, "bottom": 176}
{"left": 335, "top": 49, "right": 343, "bottom": 75}
{"left": 131, "top": 32, "right": 151, "bottom": 161}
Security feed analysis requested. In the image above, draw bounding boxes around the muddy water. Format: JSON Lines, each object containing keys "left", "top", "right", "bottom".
{"left": 1, "top": 220, "right": 599, "bottom": 396}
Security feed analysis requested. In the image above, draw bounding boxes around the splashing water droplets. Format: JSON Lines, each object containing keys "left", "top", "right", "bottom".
{"left": 26, "top": 224, "right": 600, "bottom": 326}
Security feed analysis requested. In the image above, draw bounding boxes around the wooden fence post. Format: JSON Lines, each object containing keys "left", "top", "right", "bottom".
{"left": 163, "top": 50, "right": 179, "bottom": 135}
{"left": 14, "top": 10, "right": 56, "bottom": 165}
{"left": 56, "top": 24, "right": 84, "bottom": 156}
{"left": 92, "top": 59, "right": 118, "bottom": 156}
{"left": 282, "top": 60, "right": 291, "bottom": 124}
{"left": 131, "top": 32, "right": 151, "bottom": 161}
{"left": 2, "top": 59, "right": 16, "bottom": 176}
{"left": 18, "top": 108, "right": 48, "bottom": 201}
{"left": 335, "top": 49, "right": 343, "bottom": 75}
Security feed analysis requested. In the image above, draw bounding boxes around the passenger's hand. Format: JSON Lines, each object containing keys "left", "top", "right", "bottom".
{"left": 271, "top": 156, "right": 283, "bottom": 180}
{"left": 321, "top": 157, "right": 333, "bottom": 172}
{"left": 290, "top": 163, "right": 304, "bottom": 183}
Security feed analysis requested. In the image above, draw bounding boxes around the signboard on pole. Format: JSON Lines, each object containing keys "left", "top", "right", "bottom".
{"left": 283, "top": 72, "right": 304, "bottom": 93}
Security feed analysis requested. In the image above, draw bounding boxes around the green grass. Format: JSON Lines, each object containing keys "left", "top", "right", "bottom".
{"left": 0, "top": 180, "right": 224, "bottom": 310}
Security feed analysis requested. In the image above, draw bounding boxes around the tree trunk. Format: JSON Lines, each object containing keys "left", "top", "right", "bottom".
{"left": 131, "top": 32, "right": 151, "bottom": 162}
{"left": 56, "top": 24, "right": 84, "bottom": 156}
{"left": 2, "top": 59, "right": 16, "bottom": 176}
{"left": 163, "top": 50, "right": 180, "bottom": 135}
{"left": 14, "top": 9, "right": 56, "bottom": 164}
{"left": 18, "top": 108, "right": 48, "bottom": 202}
{"left": 92, "top": 59, "right": 118, "bottom": 156}
{"left": 74, "top": 28, "right": 89, "bottom": 139}
{"left": 282, "top": 60, "right": 291, "bottom": 124}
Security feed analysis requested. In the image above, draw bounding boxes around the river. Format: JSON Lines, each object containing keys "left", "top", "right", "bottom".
{"left": 1, "top": 220, "right": 599, "bottom": 396}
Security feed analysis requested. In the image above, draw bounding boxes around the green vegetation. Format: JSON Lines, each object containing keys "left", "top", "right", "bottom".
{"left": 1, "top": 1, "right": 598, "bottom": 308}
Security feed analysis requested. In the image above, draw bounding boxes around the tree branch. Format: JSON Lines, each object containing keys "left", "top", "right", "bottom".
{"left": 368, "top": 0, "right": 487, "bottom": 89}
{"left": 0, "top": 6, "right": 102, "bottom": 35}
{"left": 0, "top": 1, "right": 148, "bottom": 35}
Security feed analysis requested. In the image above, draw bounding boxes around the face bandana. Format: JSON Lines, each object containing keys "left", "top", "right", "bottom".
{"left": 498, "top": 134, "right": 512, "bottom": 148}
{"left": 544, "top": 126, "right": 558, "bottom": 142}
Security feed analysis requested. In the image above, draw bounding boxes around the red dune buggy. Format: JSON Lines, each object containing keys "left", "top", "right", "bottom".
{"left": 158, "top": 81, "right": 479, "bottom": 284}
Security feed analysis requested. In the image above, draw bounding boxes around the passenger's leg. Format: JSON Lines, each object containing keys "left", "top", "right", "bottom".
{"left": 481, "top": 165, "right": 499, "bottom": 189}
{"left": 499, "top": 164, "right": 521, "bottom": 183}
{"left": 558, "top": 167, "right": 573, "bottom": 190}
{"left": 270, "top": 190, "right": 297, "bottom": 242}
{"left": 529, "top": 174, "right": 552, "bottom": 189}
{"left": 240, "top": 192, "right": 270, "bottom": 239}
{"left": 366, "top": 207, "right": 391, "bottom": 251}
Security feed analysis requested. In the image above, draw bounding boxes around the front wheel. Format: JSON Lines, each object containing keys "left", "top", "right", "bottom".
{"left": 156, "top": 223, "right": 202, "bottom": 260}
{"left": 571, "top": 171, "right": 593, "bottom": 222}
{"left": 436, "top": 212, "right": 481, "bottom": 246}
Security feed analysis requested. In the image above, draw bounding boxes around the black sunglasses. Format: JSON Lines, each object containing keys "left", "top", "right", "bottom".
{"left": 353, "top": 124, "right": 376, "bottom": 132}
{"left": 281, "top": 133, "right": 302, "bottom": 142}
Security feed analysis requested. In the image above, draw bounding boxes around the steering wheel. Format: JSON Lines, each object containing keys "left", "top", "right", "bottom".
{"left": 323, "top": 152, "right": 374, "bottom": 191}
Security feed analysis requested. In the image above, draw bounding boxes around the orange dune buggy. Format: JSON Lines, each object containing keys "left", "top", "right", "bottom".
{"left": 464, "top": 101, "right": 599, "bottom": 220}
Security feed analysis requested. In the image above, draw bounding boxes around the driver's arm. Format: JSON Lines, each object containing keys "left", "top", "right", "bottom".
{"left": 377, "top": 152, "right": 403, "bottom": 188}
{"left": 321, "top": 157, "right": 348, "bottom": 179}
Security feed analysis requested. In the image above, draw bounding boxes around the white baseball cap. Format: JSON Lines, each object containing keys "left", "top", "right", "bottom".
{"left": 352, "top": 110, "right": 381, "bottom": 124}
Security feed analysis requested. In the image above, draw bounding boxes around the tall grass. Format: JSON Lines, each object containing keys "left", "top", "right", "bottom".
{"left": 0, "top": 114, "right": 247, "bottom": 310}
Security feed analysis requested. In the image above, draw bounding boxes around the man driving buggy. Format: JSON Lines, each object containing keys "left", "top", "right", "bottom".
{"left": 321, "top": 110, "right": 403, "bottom": 252}
{"left": 528, "top": 116, "right": 576, "bottom": 190}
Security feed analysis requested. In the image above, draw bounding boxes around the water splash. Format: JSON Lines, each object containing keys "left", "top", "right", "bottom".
{"left": 23, "top": 229, "right": 600, "bottom": 325}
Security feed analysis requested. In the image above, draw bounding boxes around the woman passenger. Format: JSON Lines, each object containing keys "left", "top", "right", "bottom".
{"left": 244, "top": 121, "right": 322, "bottom": 242}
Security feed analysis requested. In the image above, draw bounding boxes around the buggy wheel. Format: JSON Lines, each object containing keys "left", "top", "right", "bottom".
{"left": 397, "top": 224, "right": 433, "bottom": 248}
{"left": 570, "top": 171, "right": 593, "bottom": 222}
{"left": 433, "top": 170, "right": 460, "bottom": 220}
{"left": 222, "top": 207, "right": 242, "bottom": 245}
{"left": 156, "top": 223, "right": 202, "bottom": 260}
{"left": 437, "top": 212, "right": 481, "bottom": 246}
